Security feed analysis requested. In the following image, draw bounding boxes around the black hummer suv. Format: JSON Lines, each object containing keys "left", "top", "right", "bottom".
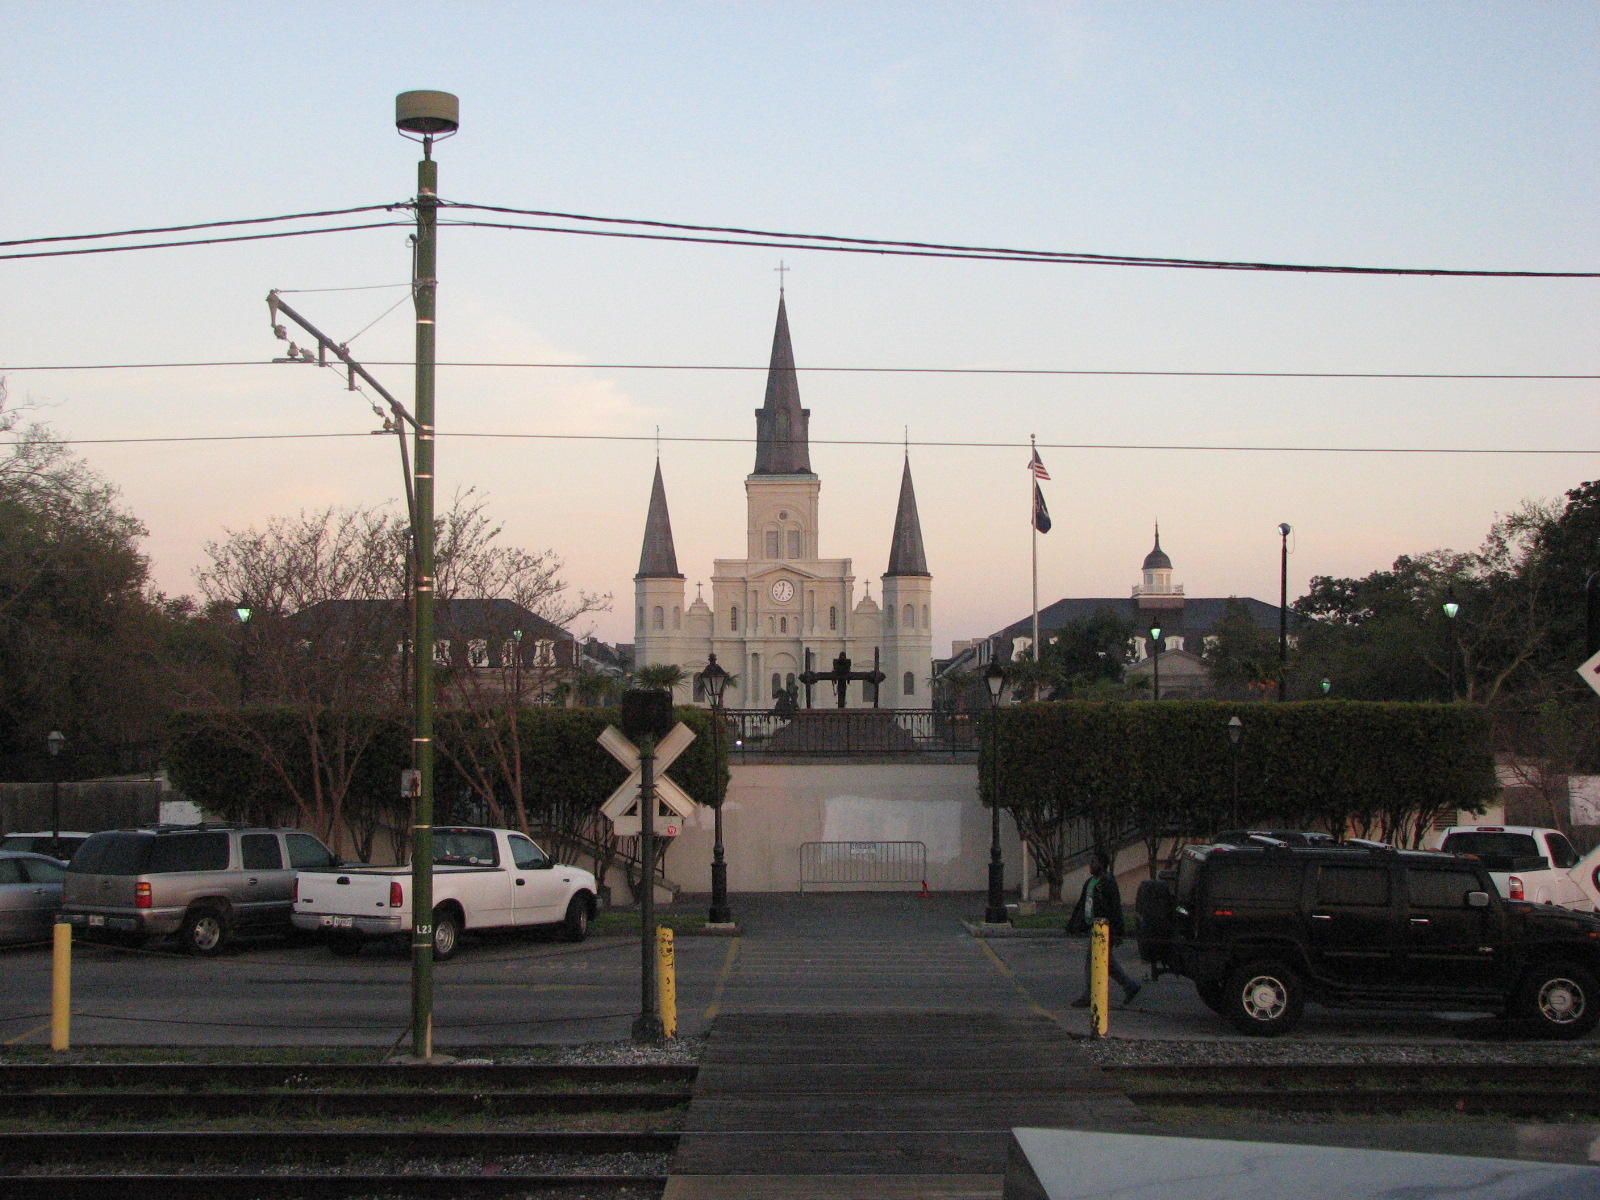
{"left": 1136, "top": 839, "right": 1600, "bottom": 1038}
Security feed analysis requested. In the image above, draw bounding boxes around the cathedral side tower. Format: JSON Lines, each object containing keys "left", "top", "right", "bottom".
{"left": 634, "top": 460, "right": 689, "bottom": 698}
{"left": 880, "top": 455, "right": 933, "bottom": 708}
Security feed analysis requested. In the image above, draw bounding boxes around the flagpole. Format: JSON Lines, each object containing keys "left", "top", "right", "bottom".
{"left": 1030, "top": 435, "right": 1040, "bottom": 699}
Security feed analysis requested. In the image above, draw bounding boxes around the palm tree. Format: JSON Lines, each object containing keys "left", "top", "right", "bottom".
{"left": 634, "top": 663, "right": 685, "bottom": 692}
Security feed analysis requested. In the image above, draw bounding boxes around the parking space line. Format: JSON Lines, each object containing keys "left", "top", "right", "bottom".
{"left": 702, "top": 937, "right": 741, "bottom": 1021}
{"left": 975, "top": 938, "right": 1057, "bottom": 1021}
{"left": 3, "top": 1019, "right": 52, "bottom": 1046}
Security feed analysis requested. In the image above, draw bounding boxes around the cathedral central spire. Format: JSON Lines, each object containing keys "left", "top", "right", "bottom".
{"left": 752, "top": 294, "right": 813, "bottom": 475}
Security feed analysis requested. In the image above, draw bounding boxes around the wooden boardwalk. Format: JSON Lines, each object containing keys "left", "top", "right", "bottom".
{"left": 664, "top": 1010, "right": 1143, "bottom": 1200}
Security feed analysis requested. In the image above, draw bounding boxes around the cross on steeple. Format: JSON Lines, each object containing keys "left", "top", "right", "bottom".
{"left": 774, "top": 261, "right": 790, "bottom": 293}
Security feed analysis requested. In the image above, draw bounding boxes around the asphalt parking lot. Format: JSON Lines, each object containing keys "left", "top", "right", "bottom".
{"left": 1, "top": 891, "right": 1586, "bottom": 1047}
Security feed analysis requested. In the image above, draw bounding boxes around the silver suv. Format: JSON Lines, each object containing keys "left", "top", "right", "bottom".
{"left": 60, "top": 825, "right": 337, "bottom": 955}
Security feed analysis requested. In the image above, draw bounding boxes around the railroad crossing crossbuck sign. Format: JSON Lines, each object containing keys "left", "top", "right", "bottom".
{"left": 1579, "top": 648, "right": 1600, "bottom": 699}
{"left": 598, "top": 722, "right": 698, "bottom": 837}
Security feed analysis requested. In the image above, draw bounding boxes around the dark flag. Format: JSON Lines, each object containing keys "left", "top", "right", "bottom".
{"left": 1032, "top": 480, "right": 1052, "bottom": 533}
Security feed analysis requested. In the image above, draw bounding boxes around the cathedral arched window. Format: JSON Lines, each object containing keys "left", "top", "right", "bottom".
{"left": 731, "top": 605, "right": 740, "bottom": 631}
{"left": 904, "top": 603, "right": 915, "bottom": 629}
{"left": 694, "top": 675, "right": 706, "bottom": 702}
{"left": 765, "top": 530, "right": 780, "bottom": 558}
{"left": 637, "top": 606, "right": 644, "bottom": 630}
{"left": 786, "top": 672, "right": 797, "bottom": 693}
{"left": 652, "top": 606, "right": 664, "bottom": 631}
{"left": 672, "top": 606, "right": 681, "bottom": 630}
{"left": 771, "top": 672, "right": 781, "bottom": 697}
{"left": 829, "top": 606, "right": 838, "bottom": 631}
{"left": 787, "top": 530, "right": 803, "bottom": 558}
{"left": 903, "top": 671, "right": 916, "bottom": 696}
{"left": 779, "top": 616, "right": 787, "bottom": 633}
{"left": 922, "top": 605, "right": 929, "bottom": 628}
{"left": 885, "top": 606, "right": 895, "bottom": 629}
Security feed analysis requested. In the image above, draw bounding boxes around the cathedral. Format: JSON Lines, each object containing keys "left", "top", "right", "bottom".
{"left": 632, "top": 295, "right": 933, "bottom": 710}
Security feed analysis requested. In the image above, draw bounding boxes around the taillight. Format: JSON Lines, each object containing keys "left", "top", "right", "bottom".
{"left": 135, "top": 882, "right": 152, "bottom": 909}
{"left": 1508, "top": 876, "right": 1525, "bottom": 901}
{"left": 390, "top": 881, "right": 403, "bottom": 908}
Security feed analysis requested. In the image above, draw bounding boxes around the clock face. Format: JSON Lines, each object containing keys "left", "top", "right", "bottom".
{"left": 770, "top": 579, "right": 795, "bottom": 604}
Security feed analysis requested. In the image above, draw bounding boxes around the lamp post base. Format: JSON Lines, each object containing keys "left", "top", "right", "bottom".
{"left": 985, "top": 861, "right": 1009, "bottom": 925}
{"left": 708, "top": 859, "right": 732, "bottom": 926}
{"left": 631, "top": 1013, "right": 666, "bottom": 1045}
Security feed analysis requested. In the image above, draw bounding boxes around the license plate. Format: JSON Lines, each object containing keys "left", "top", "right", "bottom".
{"left": 87, "top": 915, "right": 105, "bottom": 927}
{"left": 320, "top": 915, "right": 354, "bottom": 929}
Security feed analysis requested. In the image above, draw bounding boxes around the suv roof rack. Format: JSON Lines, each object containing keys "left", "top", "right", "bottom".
{"left": 1346, "top": 837, "right": 1392, "bottom": 853}
{"left": 1247, "top": 834, "right": 1289, "bottom": 849}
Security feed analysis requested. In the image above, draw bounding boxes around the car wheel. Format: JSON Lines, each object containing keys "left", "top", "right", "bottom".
{"left": 326, "top": 933, "right": 365, "bottom": 958}
{"left": 1515, "top": 962, "right": 1599, "bottom": 1040}
{"left": 1195, "top": 979, "right": 1228, "bottom": 1015}
{"left": 1222, "top": 960, "right": 1304, "bottom": 1036}
{"left": 179, "top": 908, "right": 230, "bottom": 957}
{"left": 431, "top": 906, "right": 462, "bottom": 961}
{"left": 562, "top": 894, "right": 591, "bottom": 943}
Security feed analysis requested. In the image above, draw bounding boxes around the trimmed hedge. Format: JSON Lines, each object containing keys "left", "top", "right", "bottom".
{"left": 166, "top": 705, "right": 726, "bottom": 853}
{"left": 982, "top": 700, "right": 1497, "bottom": 848}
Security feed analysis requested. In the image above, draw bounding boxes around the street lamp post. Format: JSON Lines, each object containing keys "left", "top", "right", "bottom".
{"left": 1149, "top": 626, "right": 1163, "bottom": 701}
{"left": 1278, "top": 523, "right": 1291, "bottom": 701}
{"left": 1443, "top": 592, "right": 1461, "bottom": 701}
{"left": 396, "top": 88, "right": 459, "bottom": 1063}
{"left": 235, "top": 605, "right": 252, "bottom": 703}
{"left": 46, "top": 731, "right": 65, "bottom": 860}
{"left": 984, "top": 660, "right": 1008, "bottom": 925}
{"left": 1226, "top": 716, "right": 1243, "bottom": 830}
{"left": 697, "top": 654, "right": 733, "bottom": 926}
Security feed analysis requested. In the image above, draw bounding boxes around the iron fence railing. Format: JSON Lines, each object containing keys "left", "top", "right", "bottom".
{"left": 723, "top": 709, "right": 978, "bottom": 758}
{"left": 799, "top": 841, "right": 928, "bottom": 892}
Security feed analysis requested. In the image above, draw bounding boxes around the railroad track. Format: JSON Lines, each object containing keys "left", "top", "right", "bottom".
{"left": 1101, "top": 1063, "right": 1600, "bottom": 1088}
{"left": 0, "top": 1175, "right": 666, "bottom": 1198}
{"left": 1105, "top": 1062, "right": 1600, "bottom": 1117}
{"left": 0, "top": 1064, "right": 683, "bottom": 1197}
{"left": 0, "top": 1063, "right": 695, "bottom": 1090}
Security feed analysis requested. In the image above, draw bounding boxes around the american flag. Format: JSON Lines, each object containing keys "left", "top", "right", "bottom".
{"left": 1029, "top": 447, "right": 1050, "bottom": 481}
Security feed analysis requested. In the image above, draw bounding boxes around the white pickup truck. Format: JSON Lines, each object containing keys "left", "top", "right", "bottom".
{"left": 1435, "top": 825, "right": 1600, "bottom": 911}
{"left": 291, "top": 826, "right": 599, "bottom": 959}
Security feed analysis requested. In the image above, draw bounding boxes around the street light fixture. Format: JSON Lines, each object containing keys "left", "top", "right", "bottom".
{"left": 1321, "top": 678, "right": 1332, "bottom": 696}
{"left": 984, "top": 660, "right": 1008, "bottom": 924}
{"left": 1226, "top": 716, "right": 1243, "bottom": 829}
{"left": 697, "top": 654, "right": 733, "bottom": 926}
{"left": 46, "top": 731, "right": 65, "bottom": 861}
{"left": 1149, "top": 626, "right": 1163, "bottom": 701}
{"left": 1277, "top": 523, "right": 1291, "bottom": 701}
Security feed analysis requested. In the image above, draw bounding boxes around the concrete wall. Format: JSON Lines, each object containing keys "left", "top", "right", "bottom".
{"left": 660, "top": 759, "right": 1021, "bottom": 893}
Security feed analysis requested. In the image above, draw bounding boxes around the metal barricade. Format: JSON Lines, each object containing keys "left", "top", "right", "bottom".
{"left": 798, "top": 841, "right": 928, "bottom": 893}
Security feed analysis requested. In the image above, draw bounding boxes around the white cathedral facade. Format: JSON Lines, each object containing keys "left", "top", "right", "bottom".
{"left": 632, "top": 295, "right": 934, "bottom": 710}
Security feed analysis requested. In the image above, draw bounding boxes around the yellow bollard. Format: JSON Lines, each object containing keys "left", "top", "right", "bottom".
{"left": 1089, "top": 918, "right": 1110, "bottom": 1039}
{"left": 51, "top": 922, "right": 72, "bottom": 1052}
{"left": 657, "top": 926, "right": 677, "bottom": 1039}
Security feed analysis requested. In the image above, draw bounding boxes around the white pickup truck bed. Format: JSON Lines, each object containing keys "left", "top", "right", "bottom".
{"left": 292, "top": 826, "right": 598, "bottom": 958}
{"left": 1434, "top": 825, "right": 1600, "bottom": 911}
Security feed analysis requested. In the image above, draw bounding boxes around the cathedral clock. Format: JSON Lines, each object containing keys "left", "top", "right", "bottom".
{"left": 770, "top": 579, "right": 795, "bottom": 604}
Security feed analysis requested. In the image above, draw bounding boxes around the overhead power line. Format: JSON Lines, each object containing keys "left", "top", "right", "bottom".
{"left": 2, "top": 360, "right": 1594, "bottom": 381}
{"left": 6, "top": 431, "right": 1598, "bottom": 456}
{"left": 0, "top": 204, "right": 403, "bottom": 248}
{"left": 0, "top": 222, "right": 409, "bottom": 261}
{"left": 440, "top": 201, "right": 1600, "bottom": 279}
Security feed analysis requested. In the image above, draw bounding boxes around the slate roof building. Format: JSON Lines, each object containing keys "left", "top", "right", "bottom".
{"left": 941, "top": 528, "right": 1293, "bottom": 700}
{"left": 633, "top": 294, "right": 933, "bottom": 709}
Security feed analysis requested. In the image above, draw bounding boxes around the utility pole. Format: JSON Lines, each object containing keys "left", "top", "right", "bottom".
{"left": 633, "top": 733, "right": 665, "bottom": 1043}
{"left": 396, "top": 90, "right": 458, "bottom": 1063}
{"left": 1277, "top": 524, "right": 1291, "bottom": 701}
